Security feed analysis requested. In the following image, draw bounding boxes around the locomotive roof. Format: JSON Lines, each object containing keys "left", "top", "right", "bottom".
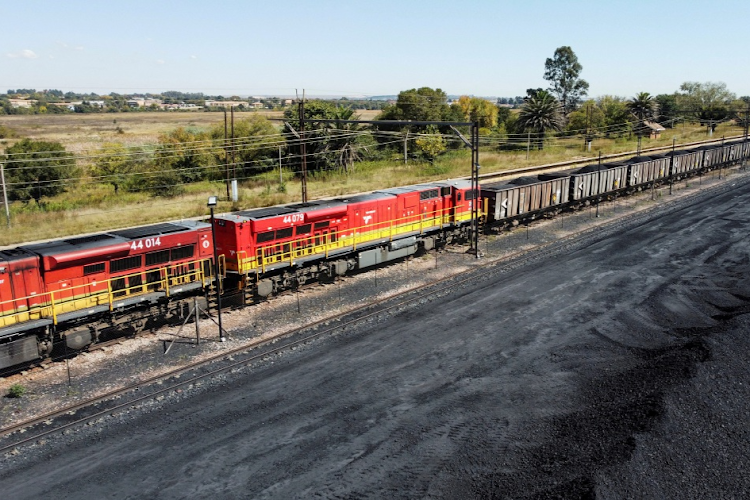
{"left": 229, "top": 199, "right": 349, "bottom": 222}
{"left": 20, "top": 221, "right": 207, "bottom": 257}
{"left": 335, "top": 192, "right": 392, "bottom": 203}
{"left": 111, "top": 221, "right": 207, "bottom": 240}
{"left": 286, "top": 200, "right": 348, "bottom": 212}
{"left": 0, "top": 247, "right": 38, "bottom": 263}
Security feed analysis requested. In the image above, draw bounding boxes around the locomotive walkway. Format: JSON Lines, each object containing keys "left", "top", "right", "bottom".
{"left": 2, "top": 170, "right": 750, "bottom": 498}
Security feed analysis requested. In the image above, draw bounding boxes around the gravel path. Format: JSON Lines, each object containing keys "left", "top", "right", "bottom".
{"left": 2, "top": 171, "right": 750, "bottom": 498}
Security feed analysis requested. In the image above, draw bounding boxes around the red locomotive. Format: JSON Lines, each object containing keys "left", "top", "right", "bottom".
{"left": 214, "top": 179, "right": 475, "bottom": 299}
{"left": 1, "top": 221, "right": 214, "bottom": 370}
{"left": 0, "top": 180, "right": 475, "bottom": 371}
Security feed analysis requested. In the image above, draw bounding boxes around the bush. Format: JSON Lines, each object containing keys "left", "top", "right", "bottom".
{"left": 8, "top": 383, "right": 26, "bottom": 398}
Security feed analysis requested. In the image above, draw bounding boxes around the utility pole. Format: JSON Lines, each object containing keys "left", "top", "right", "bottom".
{"left": 404, "top": 131, "right": 409, "bottom": 164}
{"left": 298, "top": 90, "right": 308, "bottom": 203}
{"left": 223, "top": 108, "right": 230, "bottom": 199}
{"left": 0, "top": 161, "right": 9, "bottom": 227}
{"left": 744, "top": 104, "right": 750, "bottom": 168}
{"left": 449, "top": 124, "right": 481, "bottom": 258}
{"left": 231, "top": 106, "right": 236, "bottom": 180}
{"left": 471, "top": 122, "right": 480, "bottom": 258}
{"left": 583, "top": 104, "right": 591, "bottom": 151}
{"left": 526, "top": 130, "right": 531, "bottom": 160}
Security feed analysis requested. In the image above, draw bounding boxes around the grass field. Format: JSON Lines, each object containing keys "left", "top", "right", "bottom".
{"left": 0, "top": 112, "right": 745, "bottom": 247}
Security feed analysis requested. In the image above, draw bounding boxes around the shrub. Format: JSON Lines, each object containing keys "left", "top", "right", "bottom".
{"left": 8, "top": 383, "right": 26, "bottom": 398}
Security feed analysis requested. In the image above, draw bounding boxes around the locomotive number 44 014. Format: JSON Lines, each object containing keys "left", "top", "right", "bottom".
{"left": 130, "top": 237, "right": 162, "bottom": 250}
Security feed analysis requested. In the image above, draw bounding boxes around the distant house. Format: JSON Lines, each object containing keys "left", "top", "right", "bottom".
{"left": 283, "top": 99, "right": 293, "bottom": 106}
{"left": 204, "top": 100, "right": 249, "bottom": 109}
{"left": 127, "top": 98, "right": 162, "bottom": 108}
{"left": 8, "top": 98, "right": 37, "bottom": 108}
{"left": 251, "top": 101, "right": 264, "bottom": 109}
{"left": 643, "top": 121, "right": 666, "bottom": 139}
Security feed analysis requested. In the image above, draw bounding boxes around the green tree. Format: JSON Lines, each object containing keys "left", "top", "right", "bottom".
{"left": 516, "top": 90, "right": 564, "bottom": 149}
{"left": 153, "top": 127, "right": 216, "bottom": 187}
{"left": 566, "top": 99, "right": 605, "bottom": 136}
{"left": 210, "top": 115, "right": 279, "bottom": 178}
{"left": 454, "top": 96, "right": 499, "bottom": 129}
{"left": 655, "top": 94, "right": 679, "bottom": 128}
{"left": 415, "top": 125, "right": 447, "bottom": 160}
{"left": 378, "top": 87, "right": 455, "bottom": 123}
{"left": 677, "top": 81, "right": 736, "bottom": 131}
{"left": 627, "top": 92, "right": 658, "bottom": 152}
{"left": 543, "top": 46, "right": 589, "bottom": 114}
{"left": 283, "top": 101, "right": 373, "bottom": 173}
{"left": 597, "top": 96, "right": 630, "bottom": 137}
{"left": 3, "top": 139, "right": 77, "bottom": 203}
{"left": 90, "top": 143, "right": 138, "bottom": 194}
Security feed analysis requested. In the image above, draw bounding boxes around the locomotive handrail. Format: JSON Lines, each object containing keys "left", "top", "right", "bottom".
{"left": 0, "top": 258, "right": 211, "bottom": 328}
{"left": 232, "top": 203, "right": 478, "bottom": 273}
{"left": 230, "top": 202, "right": 479, "bottom": 274}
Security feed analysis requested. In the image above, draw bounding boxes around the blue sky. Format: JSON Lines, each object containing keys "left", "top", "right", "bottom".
{"left": 3, "top": 0, "right": 749, "bottom": 98}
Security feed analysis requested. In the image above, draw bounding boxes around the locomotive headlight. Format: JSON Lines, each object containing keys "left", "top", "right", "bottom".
{"left": 207, "top": 196, "right": 218, "bottom": 208}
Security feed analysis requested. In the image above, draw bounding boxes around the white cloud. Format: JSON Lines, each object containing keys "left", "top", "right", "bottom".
{"left": 190, "top": 55, "right": 197, "bottom": 60}
{"left": 156, "top": 59, "right": 165, "bottom": 65}
{"left": 6, "top": 49, "right": 38, "bottom": 59}
{"left": 74, "top": 46, "right": 84, "bottom": 51}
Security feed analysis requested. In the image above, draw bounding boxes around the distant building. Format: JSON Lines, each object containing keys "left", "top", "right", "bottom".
{"left": 643, "top": 121, "right": 666, "bottom": 139}
{"left": 204, "top": 100, "right": 249, "bottom": 109}
{"left": 8, "top": 98, "right": 37, "bottom": 108}
{"left": 250, "top": 101, "right": 264, "bottom": 109}
{"left": 127, "top": 98, "right": 162, "bottom": 108}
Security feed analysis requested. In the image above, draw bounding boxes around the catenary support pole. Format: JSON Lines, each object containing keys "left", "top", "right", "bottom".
{"left": 0, "top": 162, "right": 9, "bottom": 227}
{"left": 208, "top": 199, "right": 225, "bottom": 342}
{"left": 299, "top": 92, "right": 308, "bottom": 203}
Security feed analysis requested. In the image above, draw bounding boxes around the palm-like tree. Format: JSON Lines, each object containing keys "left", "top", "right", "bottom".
{"left": 517, "top": 90, "right": 564, "bottom": 149}
{"left": 627, "top": 92, "right": 658, "bottom": 154}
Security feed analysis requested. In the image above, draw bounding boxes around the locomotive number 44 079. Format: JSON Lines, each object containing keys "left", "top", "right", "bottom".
{"left": 130, "top": 237, "right": 162, "bottom": 250}
{"left": 283, "top": 214, "right": 304, "bottom": 223}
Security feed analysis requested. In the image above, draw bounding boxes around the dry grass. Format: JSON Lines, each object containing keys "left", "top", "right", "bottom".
{"left": 0, "top": 111, "right": 283, "bottom": 153}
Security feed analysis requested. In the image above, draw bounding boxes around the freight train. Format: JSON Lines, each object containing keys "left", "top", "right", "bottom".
{"left": 1, "top": 139, "right": 748, "bottom": 372}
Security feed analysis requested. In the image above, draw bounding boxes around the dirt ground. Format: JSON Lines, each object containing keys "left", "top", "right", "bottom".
{"left": 2, "top": 172, "right": 750, "bottom": 498}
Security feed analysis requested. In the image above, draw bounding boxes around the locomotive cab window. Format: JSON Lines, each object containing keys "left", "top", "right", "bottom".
{"left": 314, "top": 221, "right": 330, "bottom": 230}
{"left": 441, "top": 187, "right": 451, "bottom": 197}
{"left": 296, "top": 224, "right": 312, "bottom": 236}
{"left": 457, "top": 192, "right": 462, "bottom": 201}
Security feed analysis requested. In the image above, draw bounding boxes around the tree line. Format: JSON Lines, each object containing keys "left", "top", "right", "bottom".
{"left": 2, "top": 46, "right": 749, "bottom": 205}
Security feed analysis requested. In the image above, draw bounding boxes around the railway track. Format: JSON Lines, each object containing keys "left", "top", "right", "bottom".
{"left": 2, "top": 166, "right": 747, "bottom": 456}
